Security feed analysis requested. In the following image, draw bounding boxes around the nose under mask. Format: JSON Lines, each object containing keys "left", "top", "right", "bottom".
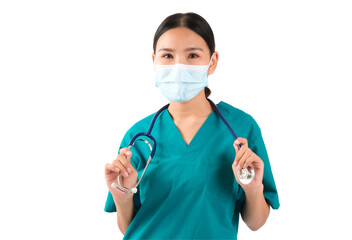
{"left": 154, "top": 55, "right": 213, "bottom": 102}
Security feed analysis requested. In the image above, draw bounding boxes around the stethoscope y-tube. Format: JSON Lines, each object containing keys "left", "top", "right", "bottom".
{"left": 111, "top": 98, "right": 254, "bottom": 194}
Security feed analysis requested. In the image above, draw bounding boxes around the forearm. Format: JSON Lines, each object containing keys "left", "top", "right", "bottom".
{"left": 112, "top": 193, "right": 135, "bottom": 235}
{"left": 241, "top": 184, "right": 270, "bottom": 231}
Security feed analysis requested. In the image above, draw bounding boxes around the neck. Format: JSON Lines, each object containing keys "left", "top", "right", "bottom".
{"left": 167, "top": 90, "right": 213, "bottom": 119}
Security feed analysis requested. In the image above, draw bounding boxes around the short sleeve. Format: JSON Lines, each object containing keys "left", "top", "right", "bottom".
{"left": 104, "top": 191, "right": 116, "bottom": 212}
{"left": 103, "top": 129, "right": 142, "bottom": 213}
{"left": 250, "top": 128, "right": 280, "bottom": 210}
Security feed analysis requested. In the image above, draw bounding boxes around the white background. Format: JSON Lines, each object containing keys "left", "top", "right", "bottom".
{"left": 1, "top": 0, "right": 351, "bottom": 239}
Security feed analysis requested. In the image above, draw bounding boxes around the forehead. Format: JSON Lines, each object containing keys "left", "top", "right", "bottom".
{"left": 155, "top": 27, "right": 209, "bottom": 51}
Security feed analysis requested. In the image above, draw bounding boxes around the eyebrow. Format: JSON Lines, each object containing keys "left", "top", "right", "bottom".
{"left": 158, "top": 47, "right": 204, "bottom": 52}
{"left": 158, "top": 48, "right": 175, "bottom": 52}
{"left": 185, "top": 47, "right": 203, "bottom": 52}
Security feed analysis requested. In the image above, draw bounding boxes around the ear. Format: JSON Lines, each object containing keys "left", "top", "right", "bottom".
{"left": 152, "top": 53, "right": 155, "bottom": 63}
{"left": 207, "top": 51, "right": 219, "bottom": 76}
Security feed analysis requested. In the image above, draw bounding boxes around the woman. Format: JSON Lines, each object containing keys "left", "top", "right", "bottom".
{"left": 104, "top": 12, "right": 280, "bottom": 239}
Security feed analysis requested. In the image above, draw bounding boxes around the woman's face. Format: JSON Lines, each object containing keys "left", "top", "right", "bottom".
{"left": 153, "top": 27, "right": 218, "bottom": 75}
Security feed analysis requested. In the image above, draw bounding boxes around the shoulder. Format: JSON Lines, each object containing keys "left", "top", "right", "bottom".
{"left": 125, "top": 112, "right": 156, "bottom": 137}
{"left": 217, "top": 100, "right": 261, "bottom": 137}
{"left": 118, "top": 111, "right": 156, "bottom": 148}
{"left": 217, "top": 100, "right": 257, "bottom": 124}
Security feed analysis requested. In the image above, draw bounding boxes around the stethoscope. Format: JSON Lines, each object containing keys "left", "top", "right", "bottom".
{"left": 111, "top": 98, "right": 255, "bottom": 194}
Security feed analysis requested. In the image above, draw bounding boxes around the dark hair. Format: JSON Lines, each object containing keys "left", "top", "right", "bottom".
{"left": 153, "top": 12, "right": 215, "bottom": 98}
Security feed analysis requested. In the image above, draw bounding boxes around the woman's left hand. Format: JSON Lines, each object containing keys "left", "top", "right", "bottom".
{"left": 232, "top": 137, "right": 264, "bottom": 192}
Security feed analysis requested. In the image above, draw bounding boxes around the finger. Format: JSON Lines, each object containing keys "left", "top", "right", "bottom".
{"left": 234, "top": 137, "right": 248, "bottom": 148}
{"left": 248, "top": 155, "right": 264, "bottom": 169}
{"left": 116, "top": 153, "right": 134, "bottom": 177}
{"left": 237, "top": 151, "right": 252, "bottom": 170}
{"left": 113, "top": 158, "right": 127, "bottom": 177}
{"left": 105, "top": 165, "right": 120, "bottom": 183}
{"left": 105, "top": 163, "right": 120, "bottom": 177}
{"left": 119, "top": 147, "right": 132, "bottom": 158}
{"left": 234, "top": 145, "right": 247, "bottom": 166}
{"left": 120, "top": 156, "right": 134, "bottom": 175}
{"left": 233, "top": 141, "right": 239, "bottom": 153}
{"left": 125, "top": 149, "right": 132, "bottom": 160}
{"left": 236, "top": 151, "right": 249, "bottom": 170}
{"left": 242, "top": 153, "right": 254, "bottom": 169}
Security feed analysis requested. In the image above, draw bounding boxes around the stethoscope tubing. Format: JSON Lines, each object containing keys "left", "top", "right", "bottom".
{"left": 112, "top": 98, "right": 251, "bottom": 194}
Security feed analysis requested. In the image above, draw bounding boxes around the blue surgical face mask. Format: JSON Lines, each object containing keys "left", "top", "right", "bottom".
{"left": 154, "top": 55, "right": 214, "bottom": 102}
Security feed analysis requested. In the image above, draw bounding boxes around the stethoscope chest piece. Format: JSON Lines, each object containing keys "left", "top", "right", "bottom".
{"left": 237, "top": 167, "right": 255, "bottom": 185}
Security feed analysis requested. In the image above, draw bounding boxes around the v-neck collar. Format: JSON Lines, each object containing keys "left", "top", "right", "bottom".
{"left": 162, "top": 101, "right": 220, "bottom": 156}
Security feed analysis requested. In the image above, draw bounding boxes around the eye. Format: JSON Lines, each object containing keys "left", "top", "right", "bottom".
{"left": 188, "top": 53, "right": 198, "bottom": 58}
{"left": 162, "top": 54, "right": 173, "bottom": 59}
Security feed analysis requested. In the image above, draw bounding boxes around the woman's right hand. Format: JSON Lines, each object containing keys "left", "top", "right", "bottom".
{"left": 105, "top": 147, "right": 138, "bottom": 201}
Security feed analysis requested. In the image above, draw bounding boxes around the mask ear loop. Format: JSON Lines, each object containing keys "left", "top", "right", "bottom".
{"left": 207, "top": 53, "right": 215, "bottom": 69}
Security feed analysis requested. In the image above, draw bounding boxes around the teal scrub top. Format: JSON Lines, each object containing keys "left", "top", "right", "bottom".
{"left": 105, "top": 100, "right": 280, "bottom": 239}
